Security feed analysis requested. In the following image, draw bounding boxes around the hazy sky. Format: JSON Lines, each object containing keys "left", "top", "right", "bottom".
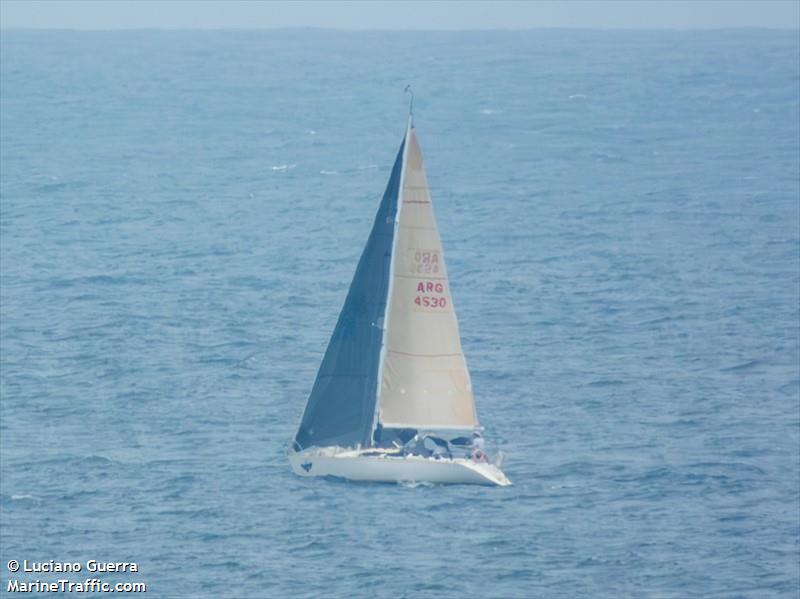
{"left": 1, "top": 0, "right": 798, "bottom": 30}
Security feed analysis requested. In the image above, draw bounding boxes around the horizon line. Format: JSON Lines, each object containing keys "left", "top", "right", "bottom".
{"left": 2, "top": 25, "right": 799, "bottom": 32}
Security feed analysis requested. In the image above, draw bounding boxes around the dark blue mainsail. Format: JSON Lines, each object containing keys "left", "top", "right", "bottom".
{"left": 294, "top": 138, "right": 406, "bottom": 450}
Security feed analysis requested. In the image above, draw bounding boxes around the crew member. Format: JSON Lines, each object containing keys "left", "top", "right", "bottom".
{"left": 471, "top": 431, "right": 488, "bottom": 463}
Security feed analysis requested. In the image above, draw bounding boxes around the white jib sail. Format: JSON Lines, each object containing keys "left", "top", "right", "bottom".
{"left": 378, "top": 126, "right": 479, "bottom": 430}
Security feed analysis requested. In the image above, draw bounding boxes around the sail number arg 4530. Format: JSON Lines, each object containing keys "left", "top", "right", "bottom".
{"left": 414, "top": 281, "right": 447, "bottom": 309}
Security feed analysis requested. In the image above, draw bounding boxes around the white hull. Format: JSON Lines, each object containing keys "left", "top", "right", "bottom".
{"left": 289, "top": 448, "right": 511, "bottom": 487}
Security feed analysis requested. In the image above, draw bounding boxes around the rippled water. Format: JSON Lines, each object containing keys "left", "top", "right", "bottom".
{"left": 1, "top": 29, "right": 798, "bottom": 598}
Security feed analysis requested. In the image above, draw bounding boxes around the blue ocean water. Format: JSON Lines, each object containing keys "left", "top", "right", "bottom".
{"left": 1, "top": 29, "right": 798, "bottom": 598}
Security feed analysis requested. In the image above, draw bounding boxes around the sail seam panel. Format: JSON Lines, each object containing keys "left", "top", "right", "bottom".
{"left": 393, "top": 273, "right": 447, "bottom": 280}
{"left": 386, "top": 350, "right": 463, "bottom": 358}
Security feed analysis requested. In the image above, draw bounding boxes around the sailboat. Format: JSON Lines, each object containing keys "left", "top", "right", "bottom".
{"left": 289, "top": 100, "right": 510, "bottom": 486}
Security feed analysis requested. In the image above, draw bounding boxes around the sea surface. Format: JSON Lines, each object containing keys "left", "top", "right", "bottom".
{"left": 1, "top": 29, "right": 798, "bottom": 598}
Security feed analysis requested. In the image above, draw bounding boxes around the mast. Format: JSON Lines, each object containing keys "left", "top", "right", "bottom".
{"left": 369, "top": 101, "right": 413, "bottom": 446}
